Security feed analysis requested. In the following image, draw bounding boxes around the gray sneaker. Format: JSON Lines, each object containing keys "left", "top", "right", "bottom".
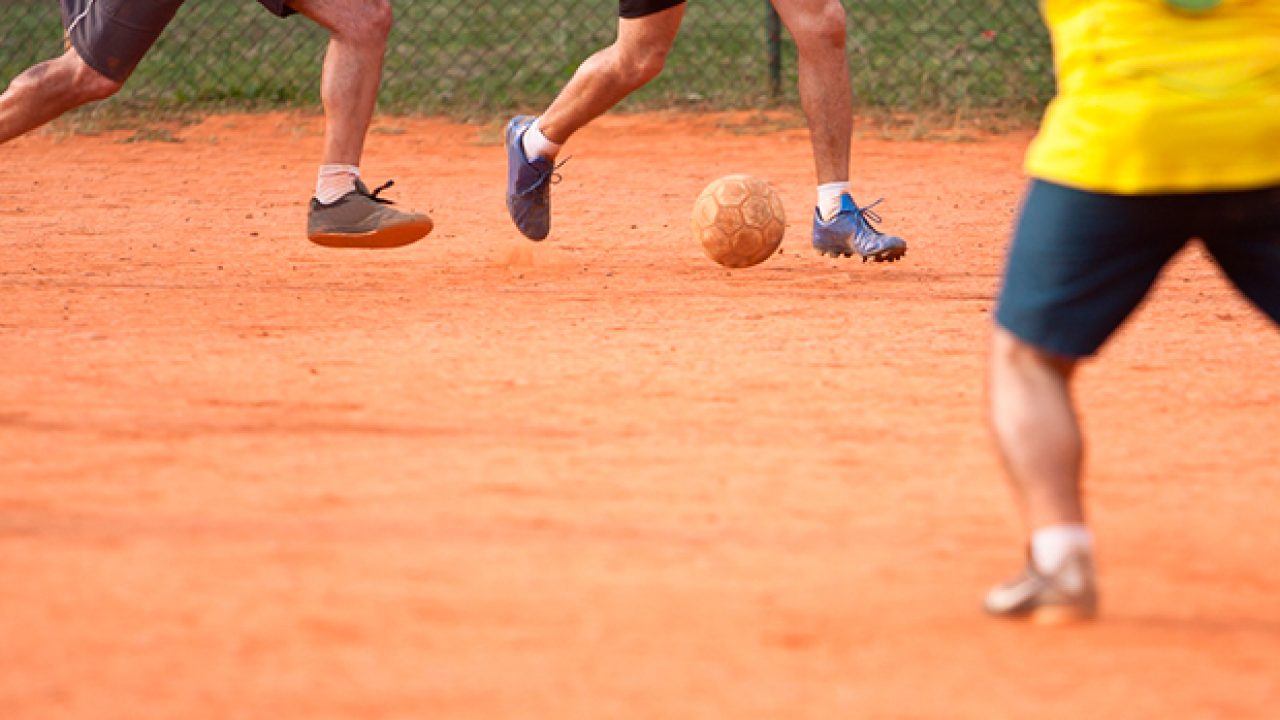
{"left": 984, "top": 550, "right": 1098, "bottom": 624}
{"left": 307, "top": 179, "right": 433, "bottom": 249}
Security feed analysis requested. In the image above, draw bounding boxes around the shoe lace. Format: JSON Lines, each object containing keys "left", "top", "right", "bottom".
{"left": 524, "top": 156, "right": 572, "bottom": 196}
{"left": 551, "top": 155, "right": 571, "bottom": 182}
{"left": 857, "top": 197, "right": 886, "bottom": 233}
{"left": 365, "top": 180, "right": 397, "bottom": 205}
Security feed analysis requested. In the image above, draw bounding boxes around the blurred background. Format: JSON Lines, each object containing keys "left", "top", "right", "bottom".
{"left": 0, "top": 0, "right": 1053, "bottom": 118}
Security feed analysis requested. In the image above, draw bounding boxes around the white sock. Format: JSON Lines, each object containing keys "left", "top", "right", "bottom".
{"left": 316, "top": 164, "right": 360, "bottom": 205}
{"left": 817, "top": 181, "right": 850, "bottom": 221}
{"left": 521, "top": 118, "right": 562, "bottom": 162}
{"left": 1031, "top": 524, "right": 1094, "bottom": 574}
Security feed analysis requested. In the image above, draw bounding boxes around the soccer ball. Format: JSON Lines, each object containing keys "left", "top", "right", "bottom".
{"left": 691, "top": 174, "right": 786, "bottom": 268}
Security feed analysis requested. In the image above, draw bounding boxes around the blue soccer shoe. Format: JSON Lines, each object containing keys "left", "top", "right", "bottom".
{"left": 505, "top": 115, "right": 558, "bottom": 241}
{"left": 812, "top": 194, "right": 907, "bottom": 262}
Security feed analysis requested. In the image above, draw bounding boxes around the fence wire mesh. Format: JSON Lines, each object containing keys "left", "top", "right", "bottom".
{"left": 0, "top": 1, "right": 1053, "bottom": 116}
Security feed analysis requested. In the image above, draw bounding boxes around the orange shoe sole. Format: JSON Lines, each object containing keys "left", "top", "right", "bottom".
{"left": 1030, "top": 605, "right": 1098, "bottom": 626}
{"left": 308, "top": 217, "right": 433, "bottom": 249}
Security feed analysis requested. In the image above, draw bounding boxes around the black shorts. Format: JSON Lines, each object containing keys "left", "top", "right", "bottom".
{"left": 995, "top": 179, "right": 1280, "bottom": 358}
{"left": 60, "top": 0, "right": 293, "bottom": 83}
{"left": 620, "top": 0, "right": 686, "bottom": 19}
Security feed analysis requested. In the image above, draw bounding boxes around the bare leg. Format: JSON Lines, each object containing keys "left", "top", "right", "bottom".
{"left": 537, "top": 5, "right": 685, "bottom": 144}
{"left": 290, "top": 0, "right": 430, "bottom": 247}
{"left": 0, "top": 48, "right": 121, "bottom": 145}
{"left": 287, "top": 0, "right": 393, "bottom": 166}
{"left": 988, "top": 327, "right": 1086, "bottom": 531}
{"left": 770, "top": 0, "right": 852, "bottom": 184}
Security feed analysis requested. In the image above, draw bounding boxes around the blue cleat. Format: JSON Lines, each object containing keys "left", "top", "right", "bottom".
{"left": 812, "top": 194, "right": 907, "bottom": 262}
{"left": 505, "top": 115, "right": 558, "bottom": 240}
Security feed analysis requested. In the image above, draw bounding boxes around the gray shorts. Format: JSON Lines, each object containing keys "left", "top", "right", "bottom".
{"left": 60, "top": 0, "right": 293, "bottom": 83}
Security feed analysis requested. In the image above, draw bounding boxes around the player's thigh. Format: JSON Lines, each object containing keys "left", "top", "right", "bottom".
{"left": 614, "top": 0, "right": 686, "bottom": 65}
{"left": 1198, "top": 184, "right": 1280, "bottom": 327}
{"left": 619, "top": 0, "right": 685, "bottom": 20}
{"left": 995, "top": 180, "right": 1191, "bottom": 358}
{"left": 60, "top": 0, "right": 184, "bottom": 83}
{"left": 617, "top": 1, "right": 685, "bottom": 52}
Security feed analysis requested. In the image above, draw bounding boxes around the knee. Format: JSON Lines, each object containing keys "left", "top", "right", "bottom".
{"left": 614, "top": 41, "right": 671, "bottom": 89}
{"left": 73, "top": 61, "right": 123, "bottom": 102}
{"left": 991, "top": 329, "right": 1072, "bottom": 376}
{"left": 367, "top": 0, "right": 394, "bottom": 44}
{"left": 330, "top": 0, "right": 393, "bottom": 47}
{"left": 787, "top": 0, "right": 847, "bottom": 53}
{"left": 13, "top": 51, "right": 122, "bottom": 104}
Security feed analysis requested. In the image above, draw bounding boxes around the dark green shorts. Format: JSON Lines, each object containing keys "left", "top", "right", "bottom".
{"left": 60, "top": 0, "right": 293, "bottom": 83}
{"left": 620, "top": 0, "right": 685, "bottom": 19}
{"left": 996, "top": 179, "right": 1280, "bottom": 358}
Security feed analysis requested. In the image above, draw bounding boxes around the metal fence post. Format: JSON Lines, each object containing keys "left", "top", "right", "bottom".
{"left": 765, "top": 0, "right": 782, "bottom": 98}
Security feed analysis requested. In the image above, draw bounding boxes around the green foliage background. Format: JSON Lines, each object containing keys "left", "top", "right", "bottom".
{"left": 0, "top": 1, "right": 1052, "bottom": 117}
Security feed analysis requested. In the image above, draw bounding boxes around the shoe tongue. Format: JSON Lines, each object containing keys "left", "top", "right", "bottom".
{"left": 528, "top": 156, "right": 554, "bottom": 172}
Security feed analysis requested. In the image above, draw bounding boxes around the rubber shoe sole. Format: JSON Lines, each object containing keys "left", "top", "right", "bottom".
{"left": 816, "top": 245, "right": 907, "bottom": 262}
{"left": 308, "top": 216, "right": 433, "bottom": 249}
{"left": 1029, "top": 604, "right": 1097, "bottom": 626}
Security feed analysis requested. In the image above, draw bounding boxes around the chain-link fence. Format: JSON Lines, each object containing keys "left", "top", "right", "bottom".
{"left": 0, "top": 1, "right": 1053, "bottom": 116}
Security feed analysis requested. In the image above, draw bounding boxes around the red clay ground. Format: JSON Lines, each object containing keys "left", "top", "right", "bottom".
{"left": 1, "top": 112, "right": 1278, "bottom": 719}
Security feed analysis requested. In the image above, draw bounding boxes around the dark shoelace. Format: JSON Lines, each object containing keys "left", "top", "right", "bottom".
{"left": 365, "top": 180, "right": 396, "bottom": 205}
{"left": 551, "top": 156, "right": 571, "bottom": 179}
{"left": 858, "top": 197, "right": 886, "bottom": 232}
{"left": 522, "top": 156, "right": 572, "bottom": 197}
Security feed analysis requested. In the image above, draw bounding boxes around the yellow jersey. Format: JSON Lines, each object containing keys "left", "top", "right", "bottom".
{"left": 1026, "top": 0, "right": 1280, "bottom": 194}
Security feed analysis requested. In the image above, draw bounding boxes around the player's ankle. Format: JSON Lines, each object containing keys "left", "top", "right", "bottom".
{"left": 316, "top": 164, "right": 360, "bottom": 204}
{"left": 1031, "top": 523, "right": 1093, "bottom": 574}
{"left": 521, "top": 118, "right": 562, "bottom": 163}
{"left": 817, "top": 182, "right": 850, "bottom": 221}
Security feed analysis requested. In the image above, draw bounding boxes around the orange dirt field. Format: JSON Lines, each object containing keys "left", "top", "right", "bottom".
{"left": 1, "top": 113, "right": 1278, "bottom": 719}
